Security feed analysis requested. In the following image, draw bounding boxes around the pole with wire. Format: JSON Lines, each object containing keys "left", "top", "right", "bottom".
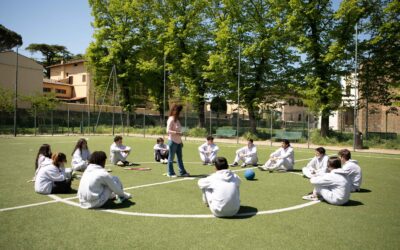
{"left": 163, "top": 52, "right": 167, "bottom": 128}
{"left": 13, "top": 46, "right": 19, "bottom": 137}
{"left": 236, "top": 41, "right": 241, "bottom": 144}
{"left": 353, "top": 23, "right": 358, "bottom": 151}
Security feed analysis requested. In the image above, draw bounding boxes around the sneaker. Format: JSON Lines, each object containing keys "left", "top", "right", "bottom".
{"left": 167, "top": 174, "right": 177, "bottom": 178}
{"left": 124, "top": 192, "right": 132, "bottom": 199}
{"left": 202, "top": 162, "right": 207, "bottom": 165}
{"left": 207, "top": 162, "right": 213, "bottom": 166}
{"left": 258, "top": 166, "right": 267, "bottom": 171}
{"left": 240, "top": 163, "right": 247, "bottom": 168}
{"left": 116, "top": 161, "right": 125, "bottom": 166}
{"left": 180, "top": 173, "right": 190, "bottom": 177}
{"left": 229, "top": 162, "right": 239, "bottom": 167}
{"left": 302, "top": 194, "right": 318, "bottom": 201}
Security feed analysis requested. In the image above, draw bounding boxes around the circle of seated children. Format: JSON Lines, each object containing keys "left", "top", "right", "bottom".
{"left": 33, "top": 137, "right": 362, "bottom": 216}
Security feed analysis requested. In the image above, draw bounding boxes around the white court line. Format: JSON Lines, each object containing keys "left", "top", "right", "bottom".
{"left": 0, "top": 157, "right": 316, "bottom": 214}
{"left": 0, "top": 196, "right": 77, "bottom": 212}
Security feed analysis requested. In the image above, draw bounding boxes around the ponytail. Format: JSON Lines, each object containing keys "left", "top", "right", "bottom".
{"left": 52, "top": 152, "right": 67, "bottom": 168}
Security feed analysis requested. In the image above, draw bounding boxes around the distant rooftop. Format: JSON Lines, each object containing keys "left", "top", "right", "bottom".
{"left": 47, "top": 58, "right": 86, "bottom": 68}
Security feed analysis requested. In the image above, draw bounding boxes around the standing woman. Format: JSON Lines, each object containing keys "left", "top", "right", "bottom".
{"left": 33, "top": 144, "right": 53, "bottom": 181}
{"left": 71, "top": 138, "right": 91, "bottom": 171}
{"left": 166, "top": 104, "right": 190, "bottom": 177}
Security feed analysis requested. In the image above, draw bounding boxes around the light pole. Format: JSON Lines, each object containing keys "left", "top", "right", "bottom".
{"left": 353, "top": 23, "right": 358, "bottom": 151}
{"left": 13, "top": 46, "right": 20, "bottom": 137}
{"left": 236, "top": 42, "right": 241, "bottom": 144}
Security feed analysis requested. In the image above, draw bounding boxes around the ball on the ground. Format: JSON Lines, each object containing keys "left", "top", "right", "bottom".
{"left": 244, "top": 169, "right": 255, "bottom": 180}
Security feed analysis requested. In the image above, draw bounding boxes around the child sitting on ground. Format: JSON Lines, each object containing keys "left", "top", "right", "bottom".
{"left": 153, "top": 137, "right": 169, "bottom": 164}
{"left": 78, "top": 151, "right": 132, "bottom": 209}
{"left": 302, "top": 156, "right": 350, "bottom": 205}
{"left": 110, "top": 135, "right": 133, "bottom": 166}
{"left": 71, "top": 138, "right": 91, "bottom": 171}
{"left": 198, "top": 157, "right": 241, "bottom": 217}
{"left": 34, "top": 152, "right": 72, "bottom": 194}
{"left": 198, "top": 136, "right": 219, "bottom": 165}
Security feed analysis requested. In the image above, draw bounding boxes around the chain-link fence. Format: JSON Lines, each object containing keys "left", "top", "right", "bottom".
{"left": 1, "top": 103, "right": 398, "bottom": 149}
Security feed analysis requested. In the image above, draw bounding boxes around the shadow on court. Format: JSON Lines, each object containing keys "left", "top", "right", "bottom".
{"left": 357, "top": 188, "right": 371, "bottom": 193}
{"left": 102, "top": 200, "right": 136, "bottom": 209}
{"left": 185, "top": 174, "right": 209, "bottom": 178}
{"left": 343, "top": 200, "right": 364, "bottom": 206}
{"left": 223, "top": 206, "right": 258, "bottom": 219}
{"left": 289, "top": 169, "right": 303, "bottom": 173}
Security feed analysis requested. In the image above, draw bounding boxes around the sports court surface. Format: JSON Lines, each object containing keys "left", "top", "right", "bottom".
{"left": 0, "top": 136, "right": 399, "bottom": 249}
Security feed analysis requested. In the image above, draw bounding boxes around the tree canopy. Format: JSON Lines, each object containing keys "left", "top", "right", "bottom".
{"left": 26, "top": 43, "right": 73, "bottom": 77}
{"left": 0, "top": 24, "right": 23, "bottom": 52}
{"left": 85, "top": 0, "right": 400, "bottom": 136}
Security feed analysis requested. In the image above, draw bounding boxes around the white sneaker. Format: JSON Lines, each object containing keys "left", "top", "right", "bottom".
{"left": 167, "top": 174, "right": 177, "bottom": 178}
{"left": 302, "top": 195, "right": 318, "bottom": 201}
{"left": 124, "top": 192, "right": 132, "bottom": 199}
{"left": 116, "top": 161, "right": 125, "bottom": 166}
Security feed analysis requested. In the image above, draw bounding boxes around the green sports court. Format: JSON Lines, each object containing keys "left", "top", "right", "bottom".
{"left": 1, "top": 135, "right": 399, "bottom": 249}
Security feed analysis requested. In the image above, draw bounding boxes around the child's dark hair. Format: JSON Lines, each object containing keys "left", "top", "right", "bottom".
{"left": 315, "top": 147, "right": 326, "bottom": 155}
{"left": 282, "top": 139, "right": 290, "bottom": 146}
{"left": 214, "top": 157, "right": 229, "bottom": 170}
{"left": 35, "top": 144, "right": 52, "bottom": 170}
{"left": 157, "top": 137, "right": 164, "bottom": 143}
{"left": 207, "top": 135, "right": 214, "bottom": 141}
{"left": 89, "top": 151, "right": 107, "bottom": 167}
{"left": 338, "top": 149, "right": 351, "bottom": 160}
{"left": 328, "top": 156, "right": 342, "bottom": 169}
{"left": 52, "top": 152, "right": 67, "bottom": 168}
{"left": 114, "top": 135, "right": 123, "bottom": 142}
{"left": 248, "top": 138, "right": 253, "bottom": 143}
{"left": 72, "top": 138, "right": 88, "bottom": 156}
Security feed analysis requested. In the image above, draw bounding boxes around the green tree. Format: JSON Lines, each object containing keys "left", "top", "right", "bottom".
{"left": 355, "top": 0, "right": 400, "bottom": 137}
{"left": 26, "top": 43, "right": 72, "bottom": 77}
{"left": 0, "top": 86, "right": 14, "bottom": 113}
{"left": 286, "top": 0, "right": 364, "bottom": 136}
{"left": 87, "top": 0, "right": 145, "bottom": 109}
{"left": 205, "top": 0, "right": 293, "bottom": 133}
{"left": 160, "top": 0, "right": 212, "bottom": 127}
{"left": 0, "top": 24, "right": 22, "bottom": 51}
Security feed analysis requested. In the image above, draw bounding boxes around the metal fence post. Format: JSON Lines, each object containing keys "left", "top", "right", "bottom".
{"left": 51, "top": 110, "right": 54, "bottom": 136}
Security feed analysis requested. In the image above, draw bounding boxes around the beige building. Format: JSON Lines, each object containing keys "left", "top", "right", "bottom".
{"left": 46, "top": 59, "right": 91, "bottom": 103}
{"left": 0, "top": 51, "right": 43, "bottom": 98}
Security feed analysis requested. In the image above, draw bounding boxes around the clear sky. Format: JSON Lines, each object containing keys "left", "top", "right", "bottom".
{"left": 0, "top": 0, "right": 342, "bottom": 61}
{"left": 0, "top": 0, "right": 93, "bottom": 60}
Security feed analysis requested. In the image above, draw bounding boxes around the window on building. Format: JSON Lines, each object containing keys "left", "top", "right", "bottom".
{"left": 43, "top": 87, "right": 51, "bottom": 93}
{"left": 66, "top": 73, "right": 69, "bottom": 77}
{"left": 298, "top": 114, "right": 302, "bottom": 121}
{"left": 55, "top": 89, "right": 66, "bottom": 94}
{"left": 82, "top": 74, "right": 86, "bottom": 82}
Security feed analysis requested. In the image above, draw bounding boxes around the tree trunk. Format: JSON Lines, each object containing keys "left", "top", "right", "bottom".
{"left": 320, "top": 114, "right": 329, "bottom": 137}
{"left": 197, "top": 99, "right": 205, "bottom": 128}
{"left": 248, "top": 105, "right": 257, "bottom": 134}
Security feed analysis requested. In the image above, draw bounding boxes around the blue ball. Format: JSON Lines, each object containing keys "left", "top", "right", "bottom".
{"left": 244, "top": 169, "right": 255, "bottom": 180}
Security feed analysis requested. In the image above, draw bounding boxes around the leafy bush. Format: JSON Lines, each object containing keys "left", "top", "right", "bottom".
{"left": 187, "top": 127, "right": 208, "bottom": 137}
